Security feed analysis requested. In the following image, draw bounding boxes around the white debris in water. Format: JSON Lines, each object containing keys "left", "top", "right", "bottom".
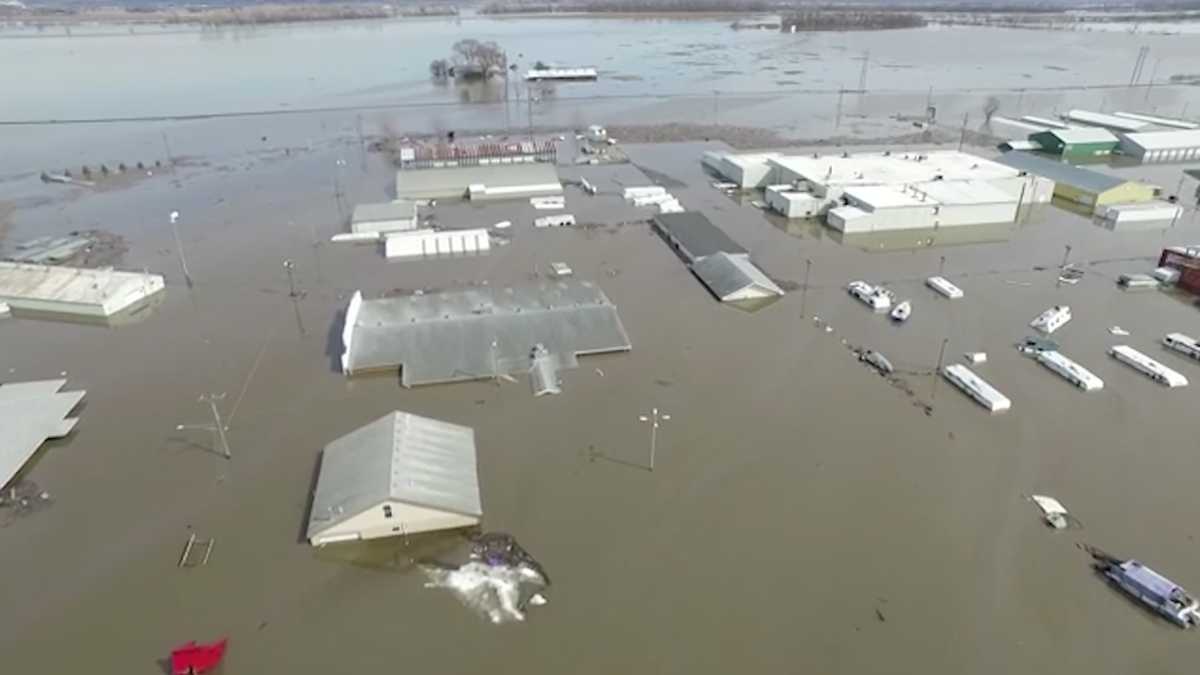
{"left": 423, "top": 561, "right": 541, "bottom": 624}
{"left": 824, "top": 326, "right": 833, "bottom": 333}
{"left": 529, "top": 593, "right": 548, "bottom": 606}
{"left": 1109, "top": 326, "right": 1130, "bottom": 336}
{"left": 965, "top": 352, "right": 987, "bottom": 365}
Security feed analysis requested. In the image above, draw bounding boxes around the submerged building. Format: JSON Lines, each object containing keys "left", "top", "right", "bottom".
{"left": 995, "top": 152, "right": 1157, "bottom": 211}
{"left": 0, "top": 262, "right": 165, "bottom": 317}
{"left": 652, "top": 212, "right": 784, "bottom": 303}
{"left": 395, "top": 163, "right": 562, "bottom": 201}
{"left": 1118, "top": 129, "right": 1200, "bottom": 164}
{"left": 306, "top": 411, "right": 482, "bottom": 545}
{"left": 1029, "top": 127, "right": 1118, "bottom": 159}
{"left": 340, "top": 280, "right": 631, "bottom": 384}
{"left": 350, "top": 200, "right": 419, "bottom": 234}
{"left": 0, "top": 379, "right": 85, "bottom": 488}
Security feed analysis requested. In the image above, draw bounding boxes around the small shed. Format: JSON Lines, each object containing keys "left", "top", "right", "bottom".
{"left": 307, "top": 411, "right": 483, "bottom": 545}
{"left": 1029, "top": 128, "right": 1118, "bottom": 159}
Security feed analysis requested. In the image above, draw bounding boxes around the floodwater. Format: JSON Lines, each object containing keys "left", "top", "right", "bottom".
{"left": 3, "top": 14, "right": 1200, "bottom": 675}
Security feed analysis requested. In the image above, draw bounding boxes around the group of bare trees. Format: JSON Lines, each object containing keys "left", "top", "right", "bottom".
{"left": 430, "top": 39, "right": 507, "bottom": 81}
{"left": 780, "top": 11, "right": 926, "bottom": 32}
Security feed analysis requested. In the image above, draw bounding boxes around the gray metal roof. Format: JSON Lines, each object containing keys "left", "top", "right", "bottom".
{"left": 394, "top": 163, "right": 560, "bottom": 200}
{"left": 341, "top": 280, "right": 631, "bottom": 384}
{"left": 0, "top": 379, "right": 85, "bottom": 487}
{"left": 306, "top": 411, "right": 482, "bottom": 541}
{"left": 351, "top": 200, "right": 416, "bottom": 224}
{"left": 995, "top": 151, "right": 1125, "bottom": 193}
{"left": 652, "top": 212, "right": 747, "bottom": 259}
{"left": 690, "top": 252, "right": 784, "bottom": 301}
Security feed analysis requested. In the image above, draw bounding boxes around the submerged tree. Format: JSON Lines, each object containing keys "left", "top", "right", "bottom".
{"left": 451, "top": 39, "right": 506, "bottom": 79}
{"left": 430, "top": 58, "right": 450, "bottom": 81}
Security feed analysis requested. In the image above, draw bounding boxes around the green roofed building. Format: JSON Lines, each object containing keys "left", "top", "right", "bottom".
{"left": 1029, "top": 127, "right": 1119, "bottom": 159}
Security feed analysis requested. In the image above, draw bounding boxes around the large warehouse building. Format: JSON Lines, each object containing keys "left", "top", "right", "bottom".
{"left": 995, "top": 152, "right": 1157, "bottom": 211}
{"left": 701, "top": 151, "right": 782, "bottom": 188}
{"left": 1118, "top": 129, "right": 1200, "bottom": 163}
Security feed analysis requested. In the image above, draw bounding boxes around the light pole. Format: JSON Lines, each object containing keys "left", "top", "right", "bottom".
{"left": 938, "top": 255, "right": 946, "bottom": 276}
{"left": 800, "top": 258, "right": 812, "bottom": 319}
{"left": 931, "top": 337, "right": 949, "bottom": 402}
{"left": 177, "top": 393, "right": 231, "bottom": 459}
{"left": 283, "top": 259, "right": 298, "bottom": 298}
{"left": 638, "top": 407, "right": 671, "bottom": 471}
{"left": 169, "top": 210, "right": 193, "bottom": 287}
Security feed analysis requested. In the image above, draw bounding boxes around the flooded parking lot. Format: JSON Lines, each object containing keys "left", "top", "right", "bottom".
{"left": 2, "top": 131, "right": 1200, "bottom": 672}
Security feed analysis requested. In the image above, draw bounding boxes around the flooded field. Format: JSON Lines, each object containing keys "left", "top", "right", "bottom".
{"left": 3, "top": 13, "right": 1200, "bottom": 675}
{"left": 2, "top": 131, "right": 1200, "bottom": 673}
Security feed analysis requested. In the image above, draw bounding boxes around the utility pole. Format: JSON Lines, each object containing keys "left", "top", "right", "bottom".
{"left": 638, "top": 407, "right": 671, "bottom": 472}
{"left": 356, "top": 114, "right": 367, "bottom": 173}
{"left": 177, "top": 393, "right": 231, "bottom": 459}
{"left": 1061, "top": 244, "right": 1073, "bottom": 268}
{"left": 161, "top": 131, "right": 176, "bottom": 173}
{"left": 800, "top": 258, "right": 812, "bottom": 319}
{"left": 835, "top": 88, "right": 844, "bottom": 130}
{"left": 713, "top": 90, "right": 720, "bottom": 126}
{"left": 169, "top": 210, "right": 193, "bottom": 288}
{"left": 857, "top": 50, "right": 869, "bottom": 92}
{"left": 1129, "top": 46, "right": 1149, "bottom": 86}
{"left": 1144, "top": 57, "right": 1161, "bottom": 102}
{"left": 527, "top": 85, "right": 535, "bottom": 144}
{"left": 931, "top": 338, "right": 949, "bottom": 402}
{"left": 938, "top": 255, "right": 946, "bottom": 276}
{"left": 958, "top": 112, "right": 969, "bottom": 151}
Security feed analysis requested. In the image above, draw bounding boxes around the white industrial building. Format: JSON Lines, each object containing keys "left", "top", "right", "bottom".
{"left": 351, "top": 200, "right": 418, "bottom": 234}
{"left": 1113, "top": 112, "right": 1198, "bottom": 130}
{"left": 910, "top": 180, "right": 1020, "bottom": 226}
{"left": 383, "top": 228, "right": 490, "bottom": 258}
{"left": 1099, "top": 201, "right": 1183, "bottom": 228}
{"left": 1118, "top": 129, "right": 1200, "bottom": 163}
{"left": 306, "top": 411, "right": 483, "bottom": 545}
{"left": 0, "top": 262, "right": 165, "bottom": 317}
{"left": 701, "top": 151, "right": 782, "bottom": 188}
{"left": 828, "top": 185, "right": 936, "bottom": 233}
{"left": 764, "top": 185, "right": 821, "bottom": 218}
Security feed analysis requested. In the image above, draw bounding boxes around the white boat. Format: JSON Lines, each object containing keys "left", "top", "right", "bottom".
{"left": 1034, "top": 350, "right": 1104, "bottom": 391}
{"left": 1109, "top": 345, "right": 1189, "bottom": 387}
{"left": 942, "top": 363, "right": 1012, "bottom": 412}
{"left": 890, "top": 300, "right": 911, "bottom": 322}
{"left": 1163, "top": 333, "right": 1200, "bottom": 362}
{"left": 847, "top": 281, "right": 892, "bottom": 311}
{"left": 1030, "top": 305, "right": 1071, "bottom": 335}
{"left": 925, "top": 276, "right": 963, "bottom": 299}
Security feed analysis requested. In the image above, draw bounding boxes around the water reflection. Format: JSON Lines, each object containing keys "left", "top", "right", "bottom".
{"left": 829, "top": 221, "right": 1016, "bottom": 252}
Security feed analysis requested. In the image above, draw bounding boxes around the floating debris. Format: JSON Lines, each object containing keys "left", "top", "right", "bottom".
{"left": 1109, "top": 326, "right": 1130, "bottom": 336}
{"left": 965, "top": 352, "right": 988, "bottom": 365}
{"left": 421, "top": 532, "right": 550, "bottom": 624}
{"left": 1029, "top": 494, "right": 1073, "bottom": 529}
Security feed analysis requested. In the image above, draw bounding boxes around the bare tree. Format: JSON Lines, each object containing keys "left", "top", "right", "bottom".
{"left": 429, "top": 58, "right": 450, "bottom": 81}
{"left": 451, "top": 39, "right": 506, "bottom": 79}
{"left": 983, "top": 96, "right": 1001, "bottom": 125}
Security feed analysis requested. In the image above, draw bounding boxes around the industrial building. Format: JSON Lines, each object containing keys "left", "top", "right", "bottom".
{"left": 652, "top": 212, "right": 747, "bottom": 264}
{"left": 1099, "top": 201, "right": 1182, "bottom": 229}
{"left": 991, "top": 116, "right": 1050, "bottom": 137}
{"left": 383, "top": 228, "right": 490, "bottom": 258}
{"left": 0, "top": 262, "right": 166, "bottom": 317}
{"left": 1062, "top": 109, "right": 1150, "bottom": 133}
{"left": 350, "top": 201, "right": 418, "bottom": 234}
{"left": 1159, "top": 245, "right": 1200, "bottom": 295}
{"left": 394, "top": 163, "right": 562, "bottom": 201}
{"left": 701, "top": 151, "right": 782, "bottom": 188}
{"left": 690, "top": 251, "right": 785, "bottom": 302}
{"left": 1029, "top": 127, "right": 1118, "bottom": 158}
{"left": 995, "top": 152, "right": 1157, "bottom": 211}
{"left": 0, "top": 379, "right": 85, "bottom": 488}
{"left": 340, "top": 280, "right": 631, "bottom": 383}
{"left": 306, "top": 411, "right": 482, "bottom": 546}
{"left": 764, "top": 185, "right": 820, "bottom": 218}
{"left": 826, "top": 180, "right": 1019, "bottom": 233}
{"left": 1114, "top": 112, "right": 1198, "bottom": 130}
{"left": 1118, "top": 129, "right": 1200, "bottom": 163}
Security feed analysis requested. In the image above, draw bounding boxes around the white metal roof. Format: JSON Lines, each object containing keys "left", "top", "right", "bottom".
{"left": 1040, "top": 127, "right": 1119, "bottom": 144}
{"left": 1022, "top": 115, "right": 1071, "bottom": 129}
{"left": 1120, "top": 129, "right": 1200, "bottom": 151}
{"left": 1114, "top": 112, "right": 1199, "bottom": 130}
{"left": 769, "top": 150, "right": 1017, "bottom": 188}
{"left": 844, "top": 185, "right": 930, "bottom": 209}
{"left": 0, "top": 262, "right": 165, "bottom": 314}
{"left": 306, "top": 411, "right": 482, "bottom": 541}
{"left": 351, "top": 200, "right": 416, "bottom": 224}
{"left": 1063, "top": 109, "right": 1149, "bottom": 132}
{"left": 912, "top": 180, "right": 1015, "bottom": 205}
{"left": 0, "top": 379, "right": 85, "bottom": 488}
{"left": 991, "top": 116, "right": 1049, "bottom": 133}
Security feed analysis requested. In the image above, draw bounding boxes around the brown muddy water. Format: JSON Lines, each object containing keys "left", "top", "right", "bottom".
{"left": 3, "top": 136, "right": 1200, "bottom": 674}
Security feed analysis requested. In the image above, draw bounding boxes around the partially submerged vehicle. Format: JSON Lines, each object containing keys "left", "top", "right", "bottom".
{"left": 1031, "top": 305, "right": 1072, "bottom": 335}
{"left": 1088, "top": 549, "right": 1200, "bottom": 628}
{"left": 1030, "top": 494, "right": 1070, "bottom": 529}
{"left": 859, "top": 349, "right": 894, "bottom": 375}
{"left": 847, "top": 280, "right": 892, "bottom": 311}
{"left": 890, "top": 300, "right": 911, "bottom": 322}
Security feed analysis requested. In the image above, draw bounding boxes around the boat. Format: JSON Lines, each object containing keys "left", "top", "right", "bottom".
{"left": 925, "top": 275, "right": 964, "bottom": 299}
{"left": 1089, "top": 551, "right": 1200, "bottom": 628}
{"left": 1034, "top": 350, "right": 1104, "bottom": 391}
{"left": 1163, "top": 333, "right": 1200, "bottom": 362}
{"left": 1030, "top": 305, "right": 1071, "bottom": 334}
{"left": 890, "top": 300, "right": 911, "bottom": 322}
{"left": 1109, "top": 345, "right": 1189, "bottom": 387}
{"left": 942, "top": 363, "right": 1012, "bottom": 412}
{"left": 847, "top": 280, "right": 892, "bottom": 310}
